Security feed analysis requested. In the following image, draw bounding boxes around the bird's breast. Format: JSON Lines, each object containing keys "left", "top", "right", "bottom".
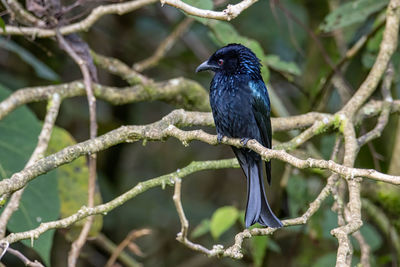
{"left": 210, "top": 82, "right": 257, "bottom": 139}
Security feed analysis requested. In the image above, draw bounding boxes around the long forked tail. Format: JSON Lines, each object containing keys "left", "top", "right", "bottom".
{"left": 232, "top": 148, "right": 282, "bottom": 228}
{"left": 245, "top": 160, "right": 282, "bottom": 228}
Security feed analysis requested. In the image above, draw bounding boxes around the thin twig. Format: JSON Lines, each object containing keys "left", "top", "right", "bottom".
{"left": 357, "top": 63, "right": 394, "bottom": 147}
{"left": 56, "top": 32, "right": 98, "bottom": 267}
{"left": 93, "top": 234, "right": 142, "bottom": 267}
{"left": 7, "top": 247, "right": 44, "bottom": 267}
{"left": 1, "top": 0, "right": 159, "bottom": 37}
{"left": 315, "top": 17, "right": 386, "bottom": 110}
{"left": 173, "top": 178, "right": 188, "bottom": 242}
{"left": 105, "top": 229, "right": 151, "bottom": 267}
{"left": 0, "top": 0, "right": 45, "bottom": 26}
{"left": 1, "top": 0, "right": 257, "bottom": 37}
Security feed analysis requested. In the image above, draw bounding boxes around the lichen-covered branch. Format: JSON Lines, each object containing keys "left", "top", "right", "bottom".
{"left": 0, "top": 78, "right": 211, "bottom": 121}
{"left": 2, "top": 159, "right": 239, "bottom": 244}
{"left": 6, "top": 247, "right": 44, "bottom": 267}
{"left": 1, "top": 0, "right": 45, "bottom": 27}
{"left": 1, "top": 109, "right": 400, "bottom": 200}
{"left": 105, "top": 229, "right": 151, "bottom": 267}
{"left": 220, "top": 173, "right": 337, "bottom": 259}
{"left": 1, "top": 0, "right": 159, "bottom": 37}
{"left": 91, "top": 51, "right": 150, "bottom": 85}
{"left": 160, "top": 0, "right": 258, "bottom": 21}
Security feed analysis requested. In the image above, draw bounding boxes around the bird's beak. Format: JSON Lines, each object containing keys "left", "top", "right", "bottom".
{"left": 196, "top": 60, "right": 215, "bottom": 73}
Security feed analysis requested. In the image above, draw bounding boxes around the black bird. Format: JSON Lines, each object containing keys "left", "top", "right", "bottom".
{"left": 196, "top": 44, "right": 283, "bottom": 228}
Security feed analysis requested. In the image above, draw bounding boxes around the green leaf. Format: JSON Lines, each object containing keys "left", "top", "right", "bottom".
{"left": 47, "top": 126, "right": 103, "bottom": 241}
{"left": 251, "top": 236, "right": 269, "bottom": 267}
{"left": 0, "top": 37, "right": 59, "bottom": 81}
{"left": 0, "top": 85, "right": 60, "bottom": 266}
{"left": 182, "top": 0, "right": 213, "bottom": 24}
{"left": 210, "top": 206, "right": 239, "bottom": 239}
{"left": 319, "top": 0, "right": 388, "bottom": 33}
{"left": 0, "top": 17, "right": 5, "bottom": 33}
{"left": 190, "top": 219, "right": 210, "bottom": 239}
{"left": 8, "top": 171, "right": 59, "bottom": 266}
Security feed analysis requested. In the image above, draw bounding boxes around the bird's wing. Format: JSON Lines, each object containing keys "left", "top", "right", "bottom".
{"left": 249, "top": 80, "right": 272, "bottom": 184}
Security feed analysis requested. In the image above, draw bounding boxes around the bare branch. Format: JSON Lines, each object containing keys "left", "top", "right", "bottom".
{"left": 91, "top": 51, "right": 150, "bottom": 85}
{"left": 0, "top": 79, "right": 211, "bottom": 120}
{"left": 7, "top": 247, "right": 44, "bottom": 267}
{"left": 1, "top": 0, "right": 45, "bottom": 26}
{"left": 93, "top": 234, "right": 142, "bottom": 267}
{"left": 357, "top": 63, "right": 394, "bottom": 146}
{"left": 160, "top": 0, "right": 258, "bottom": 21}
{"left": 56, "top": 32, "right": 98, "bottom": 267}
{"left": 1, "top": 0, "right": 159, "bottom": 37}
{"left": 0, "top": 109, "right": 400, "bottom": 200}
{"left": 171, "top": 177, "right": 223, "bottom": 256}
{"left": 2, "top": 159, "right": 238, "bottom": 245}
{"left": 105, "top": 229, "right": 151, "bottom": 267}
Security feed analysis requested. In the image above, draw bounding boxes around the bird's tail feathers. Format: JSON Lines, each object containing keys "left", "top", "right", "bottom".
{"left": 245, "top": 160, "right": 283, "bottom": 228}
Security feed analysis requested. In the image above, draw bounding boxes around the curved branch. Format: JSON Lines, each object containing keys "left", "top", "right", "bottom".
{"left": 0, "top": 78, "right": 211, "bottom": 120}
{"left": 2, "top": 159, "right": 239, "bottom": 244}
{"left": 160, "top": 0, "right": 258, "bottom": 21}
{"left": 0, "top": 109, "right": 400, "bottom": 198}
{"left": 1, "top": 0, "right": 158, "bottom": 37}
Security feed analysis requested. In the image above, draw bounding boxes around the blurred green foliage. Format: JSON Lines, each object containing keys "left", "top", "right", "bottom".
{"left": 0, "top": 86, "right": 59, "bottom": 265}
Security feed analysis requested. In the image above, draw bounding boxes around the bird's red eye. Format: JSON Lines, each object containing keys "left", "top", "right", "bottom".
{"left": 218, "top": 59, "right": 224, "bottom": 66}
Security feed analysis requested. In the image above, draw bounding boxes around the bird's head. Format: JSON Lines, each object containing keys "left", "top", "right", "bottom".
{"left": 196, "top": 43, "right": 262, "bottom": 77}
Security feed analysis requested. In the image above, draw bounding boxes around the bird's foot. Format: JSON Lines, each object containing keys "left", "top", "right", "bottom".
{"left": 240, "top": 138, "right": 250, "bottom": 146}
{"left": 217, "top": 133, "right": 224, "bottom": 143}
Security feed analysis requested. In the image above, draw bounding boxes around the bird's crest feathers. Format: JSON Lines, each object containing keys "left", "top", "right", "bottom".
{"left": 209, "top": 43, "right": 262, "bottom": 78}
